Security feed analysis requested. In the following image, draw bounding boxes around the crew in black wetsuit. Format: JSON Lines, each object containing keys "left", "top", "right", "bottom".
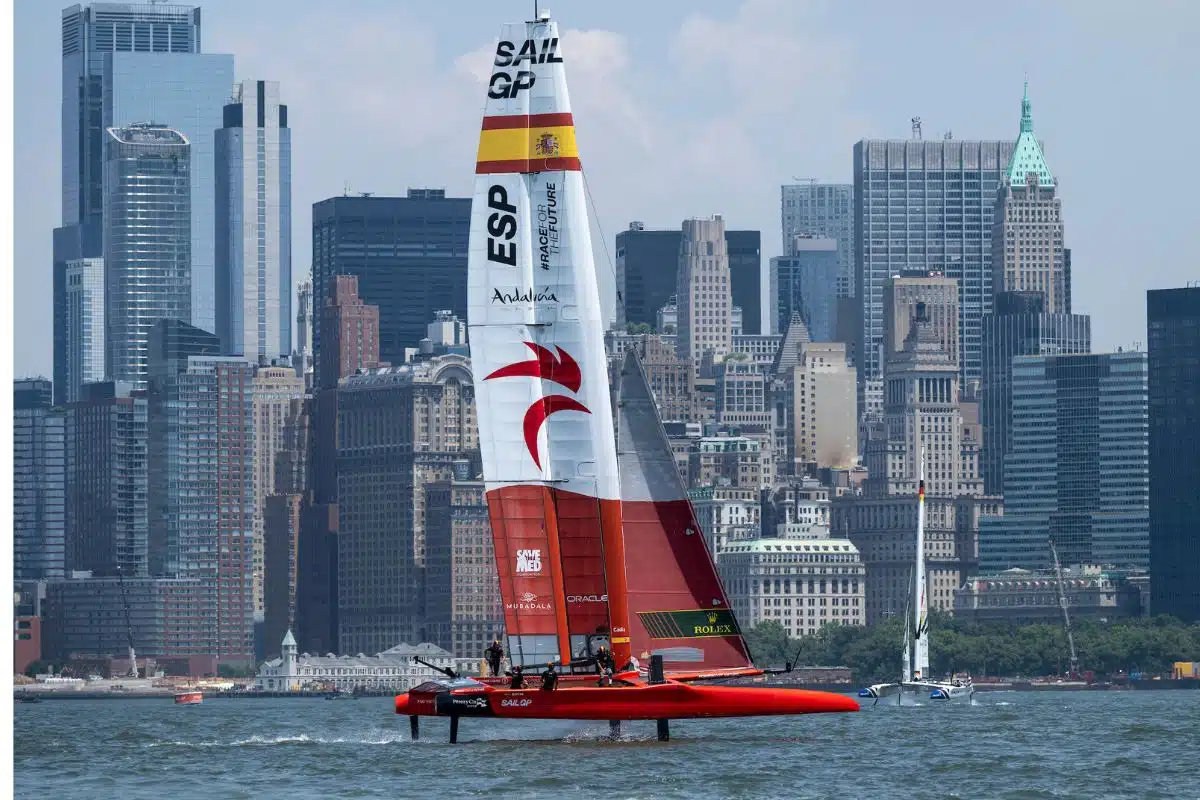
{"left": 540, "top": 663, "right": 558, "bottom": 691}
{"left": 510, "top": 665, "right": 524, "bottom": 689}
{"left": 485, "top": 640, "right": 504, "bottom": 677}
{"left": 594, "top": 646, "right": 616, "bottom": 686}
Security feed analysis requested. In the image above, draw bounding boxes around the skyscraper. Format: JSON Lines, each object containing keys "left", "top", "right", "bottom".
{"left": 780, "top": 182, "right": 854, "bottom": 298}
{"left": 991, "top": 85, "right": 1067, "bottom": 313}
{"left": 980, "top": 88, "right": 1088, "bottom": 493}
{"left": 979, "top": 351, "right": 1149, "bottom": 572}
{"left": 311, "top": 190, "right": 471, "bottom": 367}
{"left": 854, "top": 138, "right": 1019, "bottom": 420}
{"left": 615, "top": 222, "right": 762, "bottom": 333}
{"left": 216, "top": 80, "right": 292, "bottom": 361}
{"left": 980, "top": 293, "right": 1091, "bottom": 493}
{"left": 65, "top": 380, "right": 148, "bottom": 576}
{"left": 59, "top": 2, "right": 234, "bottom": 336}
{"left": 317, "top": 275, "right": 384, "bottom": 390}
{"left": 64, "top": 257, "right": 105, "bottom": 402}
{"left": 250, "top": 365, "right": 305, "bottom": 624}
{"left": 882, "top": 272, "right": 959, "bottom": 370}
{"left": 148, "top": 321, "right": 256, "bottom": 663}
{"left": 1148, "top": 287, "right": 1200, "bottom": 621}
{"left": 336, "top": 356, "right": 477, "bottom": 655}
{"left": 104, "top": 124, "right": 192, "bottom": 388}
{"left": 770, "top": 235, "right": 839, "bottom": 339}
{"left": 677, "top": 216, "right": 733, "bottom": 374}
{"left": 14, "top": 379, "right": 67, "bottom": 580}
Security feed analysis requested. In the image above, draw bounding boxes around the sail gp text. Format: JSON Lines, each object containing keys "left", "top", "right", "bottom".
{"left": 489, "top": 38, "right": 562, "bottom": 99}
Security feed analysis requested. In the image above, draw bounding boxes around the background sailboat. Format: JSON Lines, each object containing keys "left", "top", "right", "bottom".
{"left": 859, "top": 450, "right": 974, "bottom": 704}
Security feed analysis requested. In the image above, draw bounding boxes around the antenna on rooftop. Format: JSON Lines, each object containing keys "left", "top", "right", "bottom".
{"left": 911, "top": 117, "right": 922, "bottom": 140}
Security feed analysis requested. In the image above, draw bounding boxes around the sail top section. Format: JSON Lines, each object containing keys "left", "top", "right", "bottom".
{"left": 477, "top": 17, "right": 579, "bottom": 174}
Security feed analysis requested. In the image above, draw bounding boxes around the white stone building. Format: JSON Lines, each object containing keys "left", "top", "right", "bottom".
{"left": 255, "top": 630, "right": 461, "bottom": 692}
{"left": 717, "top": 536, "right": 865, "bottom": 639}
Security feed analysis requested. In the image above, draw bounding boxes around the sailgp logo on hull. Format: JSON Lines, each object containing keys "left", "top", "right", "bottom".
{"left": 515, "top": 549, "right": 542, "bottom": 574}
{"left": 483, "top": 342, "right": 591, "bottom": 469}
{"left": 488, "top": 38, "right": 562, "bottom": 99}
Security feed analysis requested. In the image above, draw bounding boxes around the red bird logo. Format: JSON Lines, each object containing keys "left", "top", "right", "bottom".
{"left": 484, "top": 342, "right": 590, "bottom": 469}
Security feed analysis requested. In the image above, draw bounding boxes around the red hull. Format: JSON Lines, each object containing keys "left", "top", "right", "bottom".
{"left": 396, "top": 680, "right": 858, "bottom": 721}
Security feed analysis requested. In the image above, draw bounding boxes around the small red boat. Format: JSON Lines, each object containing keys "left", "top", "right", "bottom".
{"left": 174, "top": 691, "right": 203, "bottom": 705}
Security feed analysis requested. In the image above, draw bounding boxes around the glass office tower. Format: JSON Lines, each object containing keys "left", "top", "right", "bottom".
{"left": 104, "top": 124, "right": 192, "bottom": 388}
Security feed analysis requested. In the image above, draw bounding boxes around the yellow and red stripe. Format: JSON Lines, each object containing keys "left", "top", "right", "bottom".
{"left": 476, "top": 113, "right": 581, "bottom": 174}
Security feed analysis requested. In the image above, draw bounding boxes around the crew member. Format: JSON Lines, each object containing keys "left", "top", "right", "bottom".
{"left": 540, "top": 663, "right": 558, "bottom": 691}
{"left": 594, "top": 645, "right": 616, "bottom": 686}
{"left": 485, "top": 640, "right": 504, "bottom": 677}
{"left": 510, "top": 665, "right": 525, "bottom": 689}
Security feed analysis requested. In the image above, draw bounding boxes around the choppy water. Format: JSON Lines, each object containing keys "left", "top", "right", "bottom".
{"left": 14, "top": 691, "right": 1200, "bottom": 799}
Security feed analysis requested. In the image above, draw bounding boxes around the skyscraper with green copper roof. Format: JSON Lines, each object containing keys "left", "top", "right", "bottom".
{"left": 981, "top": 83, "right": 1089, "bottom": 495}
{"left": 991, "top": 82, "right": 1067, "bottom": 315}
{"left": 1005, "top": 82, "right": 1055, "bottom": 189}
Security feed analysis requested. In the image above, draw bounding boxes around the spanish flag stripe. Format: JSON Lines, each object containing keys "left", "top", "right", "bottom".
{"left": 481, "top": 112, "right": 574, "bottom": 130}
{"left": 475, "top": 157, "right": 582, "bottom": 174}
{"left": 476, "top": 124, "right": 578, "bottom": 164}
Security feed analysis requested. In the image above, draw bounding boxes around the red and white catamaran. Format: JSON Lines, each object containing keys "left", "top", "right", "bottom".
{"left": 394, "top": 9, "right": 859, "bottom": 742}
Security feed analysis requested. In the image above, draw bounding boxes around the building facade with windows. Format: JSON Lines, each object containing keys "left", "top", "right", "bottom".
{"left": 780, "top": 182, "right": 854, "bottom": 298}
{"left": 104, "top": 124, "right": 192, "bottom": 388}
{"left": 854, "top": 138, "right": 1019, "bottom": 420}
{"left": 979, "top": 351, "right": 1149, "bottom": 572}
{"left": 718, "top": 536, "right": 865, "bottom": 639}
{"left": 14, "top": 379, "right": 67, "bottom": 580}
{"left": 770, "top": 235, "right": 839, "bottom": 340}
{"left": 311, "top": 190, "right": 471, "bottom": 367}
{"left": 215, "top": 79, "right": 292, "bottom": 361}
{"left": 1147, "top": 287, "right": 1200, "bottom": 621}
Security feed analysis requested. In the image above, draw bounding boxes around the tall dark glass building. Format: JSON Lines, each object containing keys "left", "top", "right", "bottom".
{"left": 14, "top": 379, "right": 66, "bottom": 580}
{"left": 615, "top": 222, "right": 762, "bottom": 333}
{"left": 769, "top": 235, "right": 838, "bottom": 340}
{"left": 980, "top": 291, "right": 1091, "bottom": 493}
{"left": 1148, "top": 287, "right": 1200, "bottom": 621}
{"left": 311, "top": 190, "right": 471, "bottom": 367}
{"left": 979, "top": 351, "right": 1149, "bottom": 571}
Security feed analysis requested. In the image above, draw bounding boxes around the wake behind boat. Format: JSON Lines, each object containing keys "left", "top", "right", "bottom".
{"left": 395, "top": 8, "right": 858, "bottom": 742}
{"left": 859, "top": 452, "right": 974, "bottom": 706}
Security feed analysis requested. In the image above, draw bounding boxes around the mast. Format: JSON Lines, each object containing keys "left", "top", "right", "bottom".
{"left": 1049, "top": 538, "right": 1079, "bottom": 676}
{"left": 468, "top": 11, "right": 632, "bottom": 669}
{"left": 912, "top": 448, "right": 929, "bottom": 680}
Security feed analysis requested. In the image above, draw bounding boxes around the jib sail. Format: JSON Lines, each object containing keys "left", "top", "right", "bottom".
{"left": 468, "top": 13, "right": 632, "bottom": 670}
{"left": 615, "top": 351, "right": 756, "bottom": 675}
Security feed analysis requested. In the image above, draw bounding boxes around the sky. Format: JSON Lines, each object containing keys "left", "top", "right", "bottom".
{"left": 13, "top": 0, "right": 1200, "bottom": 378}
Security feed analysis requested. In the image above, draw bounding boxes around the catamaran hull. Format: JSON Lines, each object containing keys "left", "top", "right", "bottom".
{"left": 859, "top": 681, "right": 974, "bottom": 703}
{"left": 396, "top": 681, "right": 859, "bottom": 721}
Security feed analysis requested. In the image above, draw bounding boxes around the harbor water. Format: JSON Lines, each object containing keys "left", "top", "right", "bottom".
{"left": 14, "top": 690, "right": 1200, "bottom": 799}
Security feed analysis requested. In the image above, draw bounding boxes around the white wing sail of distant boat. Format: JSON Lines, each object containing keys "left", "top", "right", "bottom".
{"left": 913, "top": 450, "right": 930, "bottom": 680}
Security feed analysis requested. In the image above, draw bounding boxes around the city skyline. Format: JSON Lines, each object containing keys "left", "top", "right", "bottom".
{"left": 13, "top": 0, "right": 1200, "bottom": 378}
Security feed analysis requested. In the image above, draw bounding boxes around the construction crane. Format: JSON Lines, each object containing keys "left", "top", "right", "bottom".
{"left": 1048, "top": 538, "right": 1080, "bottom": 678}
{"left": 116, "top": 567, "right": 138, "bottom": 678}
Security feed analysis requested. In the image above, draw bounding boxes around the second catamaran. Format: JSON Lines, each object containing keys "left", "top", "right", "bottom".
{"left": 860, "top": 451, "right": 973, "bottom": 704}
{"left": 395, "top": 9, "right": 859, "bottom": 741}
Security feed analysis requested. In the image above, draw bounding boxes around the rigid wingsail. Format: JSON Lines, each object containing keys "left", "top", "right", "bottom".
{"left": 395, "top": 10, "right": 859, "bottom": 742}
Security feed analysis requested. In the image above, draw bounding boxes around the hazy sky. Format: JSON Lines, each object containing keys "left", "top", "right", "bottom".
{"left": 14, "top": 0, "right": 1200, "bottom": 377}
